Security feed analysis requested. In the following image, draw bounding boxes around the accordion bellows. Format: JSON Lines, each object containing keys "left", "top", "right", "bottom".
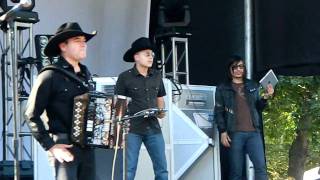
{"left": 71, "top": 92, "right": 124, "bottom": 149}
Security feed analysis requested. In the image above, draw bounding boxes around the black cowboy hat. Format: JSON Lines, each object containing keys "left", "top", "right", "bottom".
{"left": 44, "top": 22, "right": 97, "bottom": 57}
{"left": 123, "top": 37, "right": 155, "bottom": 62}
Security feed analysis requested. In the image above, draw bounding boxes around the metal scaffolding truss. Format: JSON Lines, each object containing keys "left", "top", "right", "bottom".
{"left": 1, "top": 20, "right": 37, "bottom": 178}
{"left": 158, "top": 35, "right": 191, "bottom": 85}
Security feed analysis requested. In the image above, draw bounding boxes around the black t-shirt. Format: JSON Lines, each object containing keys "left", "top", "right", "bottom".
{"left": 115, "top": 66, "right": 166, "bottom": 134}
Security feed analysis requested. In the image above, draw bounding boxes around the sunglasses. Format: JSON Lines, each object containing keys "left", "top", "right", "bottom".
{"left": 231, "top": 64, "right": 245, "bottom": 70}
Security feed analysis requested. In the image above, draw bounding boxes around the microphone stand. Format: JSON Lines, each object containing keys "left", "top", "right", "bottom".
{"left": 119, "top": 108, "right": 165, "bottom": 180}
{"left": 121, "top": 118, "right": 129, "bottom": 180}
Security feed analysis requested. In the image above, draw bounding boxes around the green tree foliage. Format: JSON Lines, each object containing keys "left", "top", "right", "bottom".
{"left": 263, "top": 76, "right": 320, "bottom": 179}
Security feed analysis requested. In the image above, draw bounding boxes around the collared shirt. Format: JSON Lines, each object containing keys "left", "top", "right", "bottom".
{"left": 25, "top": 57, "right": 91, "bottom": 150}
{"left": 115, "top": 66, "right": 166, "bottom": 134}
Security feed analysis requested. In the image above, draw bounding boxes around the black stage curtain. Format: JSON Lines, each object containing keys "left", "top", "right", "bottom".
{"left": 188, "top": 2, "right": 245, "bottom": 179}
{"left": 150, "top": 0, "right": 245, "bottom": 85}
{"left": 188, "top": 0, "right": 245, "bottom": 85}
{"left": 255, "top": 0, "right": 320, "bottom": 77}
{"left": 151, "top": 0, "right": 320, "bottom": 84}
{"left": 149, "top": 1, "right": 320, "bottom": 179}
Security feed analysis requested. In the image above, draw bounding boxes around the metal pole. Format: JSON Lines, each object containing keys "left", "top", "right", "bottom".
{"left": 5, "top": 24, "right": 11, "bottom": 161}
{"left": 29, "top": 24, "right": 35, "bottom": 160}
{"left": 161, "top": 42, "right": 166, "bottom": 78}
{"left": 122, "top": 131, "right": 127, "bottom": 180}
{"left": 121, "top": 116, "right": 131, "bottom": 180}
{"left": 18, "top": 27, "right": 23, "bottom": 161}
{"left": 185, "top": 39, "right": 190, "bottom": 85}
{"left": 11, "top": 21, "right": 20, "bottom": 180}
{"left": 171, "top": 37, "right": 177, "bottom": 82}
{"left": 29, "top": 24, "right": 34, "bottom": 84}
{"left": 245, "top": 0, "right": 253, "bottom": 79}
{"left": 245, "top": 0, "right": 255, "bottom": 179}
{"left": 2, "top": 30, "right": 7, "bottom": 161}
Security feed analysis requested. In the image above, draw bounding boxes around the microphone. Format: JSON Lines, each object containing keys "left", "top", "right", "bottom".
{"left": 134, "top": 108, "right": 167, "bottom": 118}
{"left": 0, "top": 0, "right": 32, "bottom": 22}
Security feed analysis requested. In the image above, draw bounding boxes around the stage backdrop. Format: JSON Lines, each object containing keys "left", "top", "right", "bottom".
{"left": 0, "top": 0, "right": 150, "bottom": 168}
{"left": 33, "top": 0, "right": 150, "bottom": 76}
{"left": 255, "top": 0, "right": 320, "bottom": 76}
{"left": 188, "top": 0, "right": 245, "bottom": 86}
{"left": 185, "top": 0, "right": 320, "bottom": 85}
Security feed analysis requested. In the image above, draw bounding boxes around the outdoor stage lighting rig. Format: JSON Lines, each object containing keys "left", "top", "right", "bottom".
{"left": 0, "top": 0, "right": 37, "bottom": 23}
{"left": 0, "top": 0, "right": 35, "bottom": 12}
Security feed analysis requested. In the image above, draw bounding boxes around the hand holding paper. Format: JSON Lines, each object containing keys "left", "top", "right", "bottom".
{"left": 264, "top": 83, "right": 274, "bottom": 99}
{"left": 259, "top": 69, "right": 278, "bottom": 90}
{"left": 260, "top": 69, "right": 277, "bottom": 99}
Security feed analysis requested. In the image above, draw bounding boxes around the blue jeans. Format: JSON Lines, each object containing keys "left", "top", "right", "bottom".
{"left": 229, "top": 131, "right": 268, "bottom": 180}
{"left": 126, "top": 132, "right": 168, "bottom": 180}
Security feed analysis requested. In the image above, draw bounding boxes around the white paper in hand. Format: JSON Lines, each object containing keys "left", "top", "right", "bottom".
{"left": 259, "top": 69, "right": 278, "bottom": 89}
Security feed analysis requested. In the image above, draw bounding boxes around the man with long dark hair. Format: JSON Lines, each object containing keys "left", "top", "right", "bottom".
{"left": 214, "top": 55, "right": 274, "bottom": 180}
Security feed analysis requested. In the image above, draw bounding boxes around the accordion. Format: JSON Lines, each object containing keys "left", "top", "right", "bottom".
{"left": 71, "top": 92, "right": 128, "bottom": 149}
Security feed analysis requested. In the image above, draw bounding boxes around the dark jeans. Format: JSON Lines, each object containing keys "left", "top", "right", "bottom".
{"left": 229, "top": 131, "right": 268, "bottom": 180}
{"left": 48, "top": 134, "right": 95, "bottom": 180}
{"left": 126, "top": 132, "right": 168, "bottom": 180}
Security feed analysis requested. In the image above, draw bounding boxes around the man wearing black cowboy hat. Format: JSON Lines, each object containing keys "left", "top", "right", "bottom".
{"left": 25, "top": 22, "right": 97, "bottom": 180}
{"left": 115, "top": 37, "right": 168, "bottom": 180}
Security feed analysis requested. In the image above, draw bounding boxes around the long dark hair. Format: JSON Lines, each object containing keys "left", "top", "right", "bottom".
{"left": 227, "top": 55, "right": 246, "bottom": 80}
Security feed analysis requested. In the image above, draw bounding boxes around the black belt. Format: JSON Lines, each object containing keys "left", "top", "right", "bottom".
{"left": 49, "top": 133, "right": 93, "bottom": 149}
{"left": 49, "top": 133, "right": 69, "bottom": 142}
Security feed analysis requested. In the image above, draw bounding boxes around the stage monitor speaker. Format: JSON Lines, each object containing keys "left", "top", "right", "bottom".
{"left": 175, "top": 84, "right": 215, "bottom": 138}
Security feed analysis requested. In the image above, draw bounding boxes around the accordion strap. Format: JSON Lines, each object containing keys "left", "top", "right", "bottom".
{"left": 40, "top": 65, "right": 90, "bottom": 90}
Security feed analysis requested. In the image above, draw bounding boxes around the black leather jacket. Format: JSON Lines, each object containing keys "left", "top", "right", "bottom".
{"left": 214, "top": 79, "right": 267, "bottom": 133}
